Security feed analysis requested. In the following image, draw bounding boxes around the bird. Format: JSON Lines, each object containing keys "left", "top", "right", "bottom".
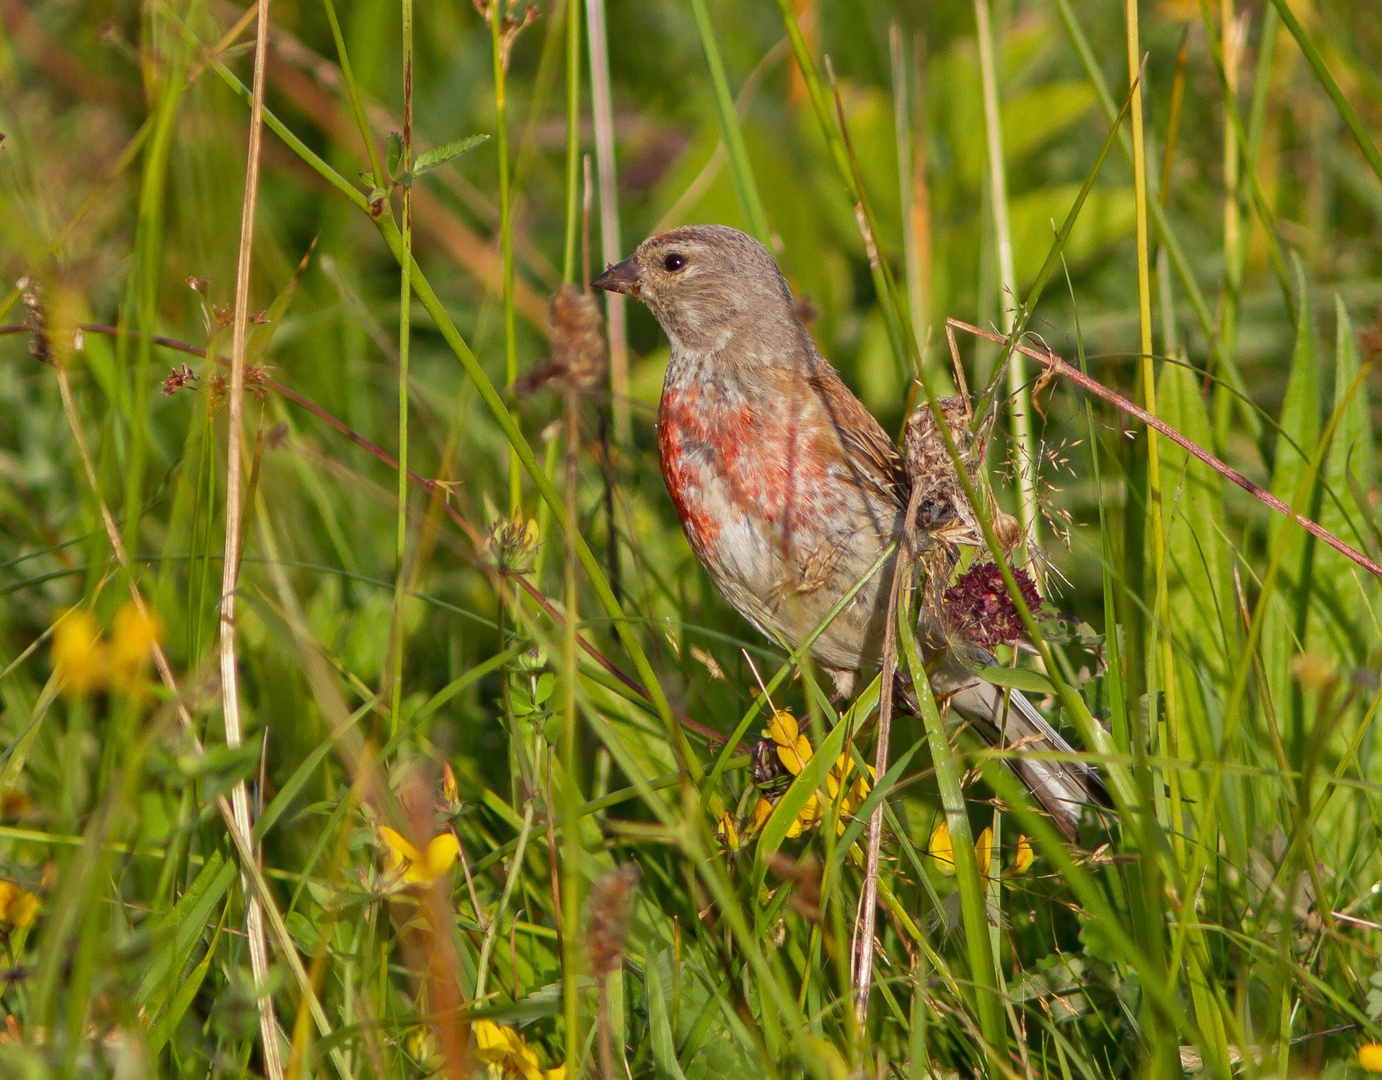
{"left": 592, "top": 224, "right": 1108, "bottom": 842}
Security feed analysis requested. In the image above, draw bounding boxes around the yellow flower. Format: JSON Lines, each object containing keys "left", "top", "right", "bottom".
{"left": 0, "top": 882, "right": 39, "bottom": 928}
{"left": 826, "top": 753, "right": 873, "bottom": 817}
{"left": 1014, "top": 835, "right": 1035, "bottom": 874}
{"left": 928, "top": 819, "right": 995, "bottom": 879}
{"left": 751, "top": 798, "right": 774, "bottom": 834}
{"left": 786, "top": 794, "right": 822, "bottom": 838}
{"left": 108, "top": 602, "right": 162, "bottom": 695}
{"left": 378, "top": 826, "right": 460, "bottom": 885}
{"left": 752, "top": 721, "right": 879, "bottom": 839}
{"left": 717, "top": 812, "right": 741, "bottom": 853}
{"left": 1360, "top": 1044, "right": 1382, "bottom": 1073}
{"left": 750, "top": 792, "right": 821, "bottom": 839}
{"left": 974, "top": 827, "right": 993, "bottom": 881}
{"left": 764, "top": 711, "right": 813, "bottom": 775}
{"left": 474, "top": 1019, "right": 563, "bottom": 1080}
{"left": 929, "top": 819, "right": 956, "bottom": 876}
{"left": 405, "top": 1025, "right": 436, "bottom": 1063}
{"left": 474, "top": 1019, "right": 523, "bottom": 1064}
{"left": 51, "top": 609, "right": 106, "bottom": 697}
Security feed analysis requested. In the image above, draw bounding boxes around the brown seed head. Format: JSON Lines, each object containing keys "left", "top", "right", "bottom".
{"left": 902, "top": 396, "right": 986, "bottom": 552}
{"left": 548, "top": 284, "right": 607, "bottom": 393}
{"left": 162, "top": 364, "right": 197, "bottom": 395}
{"left": 586, "top": 863, "right": 641, "bottom": 977}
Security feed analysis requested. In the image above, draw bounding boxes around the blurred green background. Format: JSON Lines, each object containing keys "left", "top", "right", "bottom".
{"left": 1, "top": 0, "right": 1381, "bottom": 1075}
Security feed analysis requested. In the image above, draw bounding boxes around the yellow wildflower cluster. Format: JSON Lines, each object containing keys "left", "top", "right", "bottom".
{"left": 378, "top": 825, "right": 460, "bottom": 886}
{"left": 474, "top": 1019, "right": 565, "bottom": 1080}
{"left": 930, "top": 819, "right": 981, "bottom": 877}
{"left": 50, "top": 603, "right": 162, "bottom": 698}
{"left": 0, "top": 881, "right": 39, "bottom": 929}
{"left": 751, "top": 711, "right": 873, "bottom": 839}
{"left": 929, "top": 820, "right": 1036, "bottom": 878}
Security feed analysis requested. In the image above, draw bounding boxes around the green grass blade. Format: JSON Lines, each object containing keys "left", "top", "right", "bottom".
{"left": 688, "top": 0, "right": 771, "bottom": 245}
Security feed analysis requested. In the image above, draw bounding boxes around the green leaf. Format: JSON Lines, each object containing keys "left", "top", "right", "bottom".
{"left": 145, "top": 914, "right": 228, "bottom": 1057}
{"left": 137, "top": 854, "right": 236, "bottom": 1016}
{"left": 254, "top": 702, "right": 364, "bottom": 842}
{"left": 412, "top": 133, "right": 489, "bottom": 177}
{"left": 1322, "top": 296, "right": 1373, "bottom": 541}
{"left": 688, "top": 0, "right": 769, "bottom": 245}
{"left": 0, "top": 683, "right": 58, "bottom": 794}
{"left": 1010, "top": 184, "right": 1135, "bottom": 289}
{"left": 1157, "top": 356, "right": 1231, "bottom": 686}
{"left": 286, "top": 910, "right": 321, "bottom": 953}
{"left": 1306, "top": 297, "right": 1376, "bottom": 654}
{"left": 147, "top": 952, "right": 213, "bottom": 1054}
{"left": 1002, "top": 81, "right": 1097, "bottom": 164}
{"left": 976, "top": 664, "right": 1056, "bottom": 695}
{"left": 1262, "top": 255, "right": 1320, "bottom": 721}
{"left": 1346, "top": 465, "right": 1382, "bottom": 557}
{"left": 386, "top": 131, "right": 404, "bottom": 176}
{"left": 647, "top": 954, "right": 689, "bottom": 1080}
{"left": 247, "top": 236, "right": 318, "bottom": 366}
{"left": 1268, "top": 257, "right": 1321, "bottom": 510}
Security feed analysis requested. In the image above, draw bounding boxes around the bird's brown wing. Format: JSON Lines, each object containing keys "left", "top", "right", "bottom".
{"left": 806, "top": 372, "right": 909, "bottom": 510}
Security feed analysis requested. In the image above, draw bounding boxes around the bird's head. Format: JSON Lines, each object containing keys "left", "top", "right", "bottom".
{"left": 591, "top": 225, "right": 796, "bottom": 354}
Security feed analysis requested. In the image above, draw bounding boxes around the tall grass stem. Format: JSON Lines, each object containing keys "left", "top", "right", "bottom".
{"left": 689, "top": 0, "right": 771, "bottom": 246}
{"left": 219, "top": 0, "right": 285, "bottom": 1072}
{"left": 974, "top": 0, "right": 1036, "bottom": 549}
{"left": 585, "top": 0, "right": 629, "bottom": 444}
{"left": 562, "top": 0, "right": 582, "bottom": 283}
{"left": 390, "top": 0, "right": 414, "bottom": 739}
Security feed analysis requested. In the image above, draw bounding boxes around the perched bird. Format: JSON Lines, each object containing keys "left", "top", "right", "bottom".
{"left": 593, "top": 224, "right": 1108, "bottom": 841}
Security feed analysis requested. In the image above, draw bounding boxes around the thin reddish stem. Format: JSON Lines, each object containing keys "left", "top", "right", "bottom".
{"left": 948, "top": 317, "right": 1382, "bottom": 581}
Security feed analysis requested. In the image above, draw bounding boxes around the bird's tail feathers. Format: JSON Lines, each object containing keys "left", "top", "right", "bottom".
{"left": 936, "top": 675, "right": 1111, "bottom": 843}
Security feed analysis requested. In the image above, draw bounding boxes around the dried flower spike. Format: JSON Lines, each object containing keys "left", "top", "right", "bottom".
{"left": 162, "top": 364, "right": 197, "bottom": 395}
{"left": 520, "top": 285, "right": 607, "bottom": 395}
{"left": 585, "top": 863, "right": 640, "bottom": 977}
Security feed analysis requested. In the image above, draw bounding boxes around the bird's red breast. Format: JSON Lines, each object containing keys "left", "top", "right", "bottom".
{"left": 657, "top": 383, "right": 727, "bottom": 559}
{"left": 658, "top": 376, "right": 860, "bottom": 571}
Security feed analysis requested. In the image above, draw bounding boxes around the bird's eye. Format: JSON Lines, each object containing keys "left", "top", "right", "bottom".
{"left": 663, "top": 252, "right": 686, "bottom": 272}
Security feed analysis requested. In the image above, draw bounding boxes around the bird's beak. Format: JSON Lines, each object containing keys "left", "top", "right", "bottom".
{"left": 591, "top": 256, "right": 640, "bottom": 296}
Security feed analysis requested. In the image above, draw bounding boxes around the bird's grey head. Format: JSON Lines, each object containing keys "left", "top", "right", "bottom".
{"left": 591, "top": 225, "right": 796, "bottom": 354}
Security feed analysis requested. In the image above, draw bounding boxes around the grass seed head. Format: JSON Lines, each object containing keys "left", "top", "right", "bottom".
{"left": 538, "top": 284, "right": 607, "bottom": 394}
{"left": 585, "top": 863, "right": 641, "bottom": 977}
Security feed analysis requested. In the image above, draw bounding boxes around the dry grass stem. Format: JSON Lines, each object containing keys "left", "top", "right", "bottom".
{"left": 217, "top": 0, "right": 283, "bottom": 1073}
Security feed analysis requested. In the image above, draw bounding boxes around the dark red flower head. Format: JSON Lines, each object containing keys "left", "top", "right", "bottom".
{"left": 942, "top": 561, "right": 1043, "bottom": 650}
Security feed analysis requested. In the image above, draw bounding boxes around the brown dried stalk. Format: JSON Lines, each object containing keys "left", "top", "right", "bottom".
{"left": 948, "top": 318, "right": 1382, "bottom": 582}
{"left": 587, "top": 864, "right": 640, "bottom": 1080}
{"left": 220, "top": 0, "right": 283, "bottom": 1074}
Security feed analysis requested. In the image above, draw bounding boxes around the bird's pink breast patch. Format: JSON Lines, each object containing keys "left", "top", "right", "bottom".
{"left": 658, "top": 383, "right": 843, "bottom": 566}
